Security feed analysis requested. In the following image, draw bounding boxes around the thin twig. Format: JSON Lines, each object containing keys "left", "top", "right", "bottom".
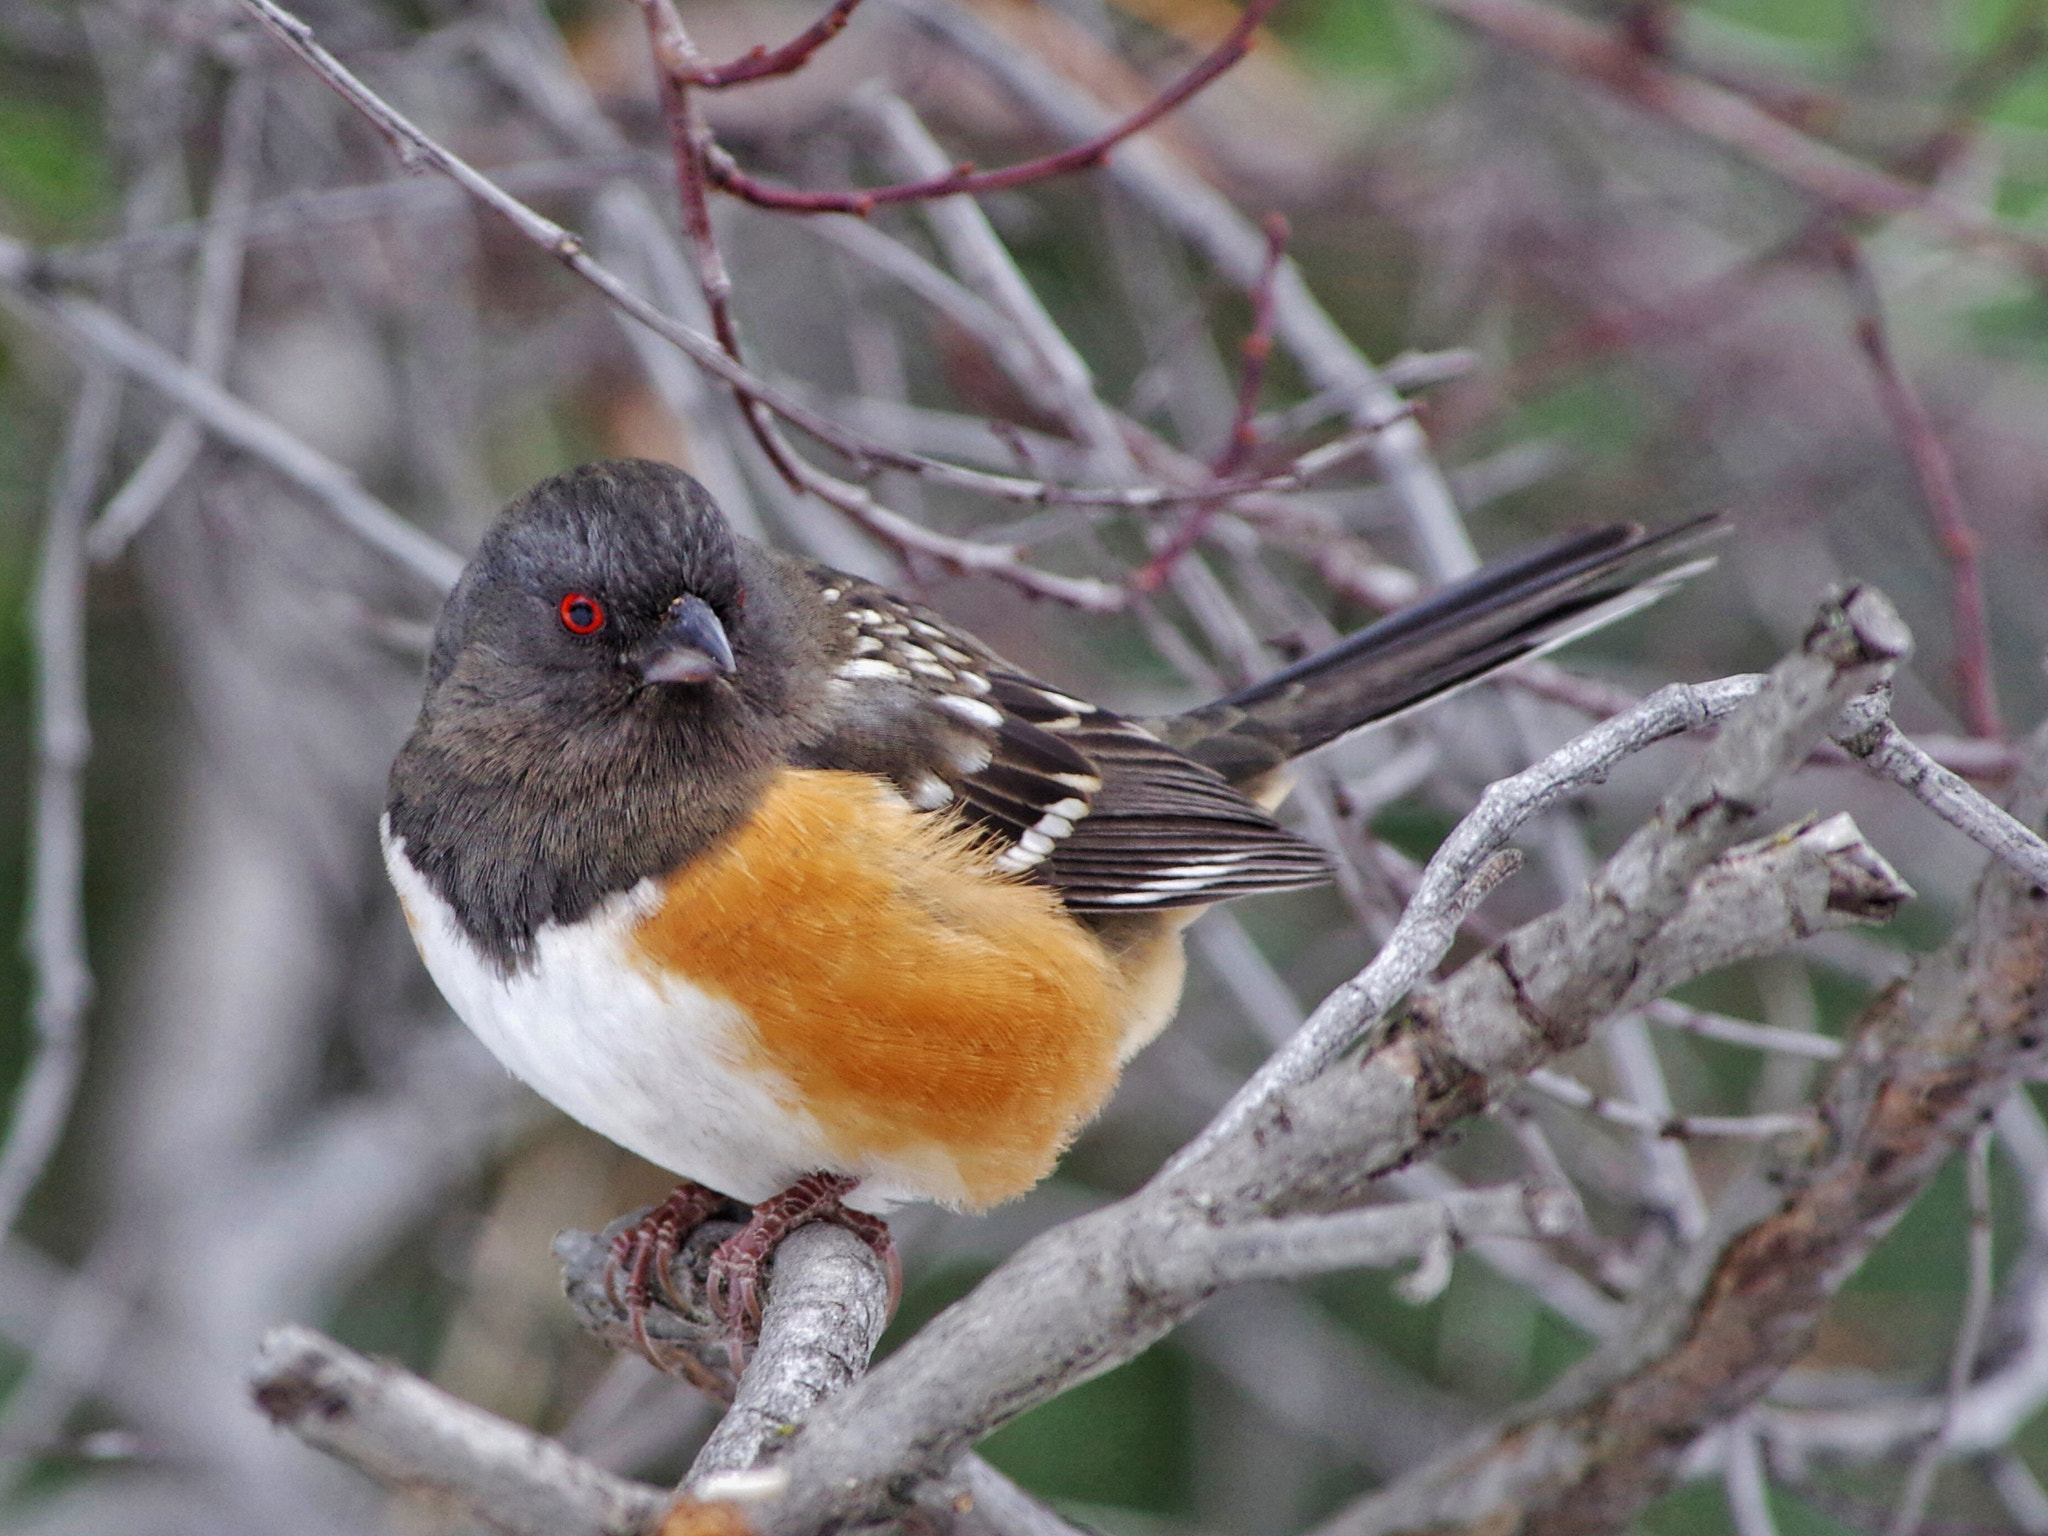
{"left": 1836, "top": 242, "right": 2002, "bottom": 740}
{"left": 684, "top": 0, "right": 866, "bottom": 88}
{"left": 0, "top": 265, "right": 464, "bottom": 590}
{"left": 1510, "top": 661, "right": 2023, "bottom": 780}
{"left": 884, "top": 0, "right": 1479, "bottom": 581}
{"left": 701, "top": 0, "right": 1281, "bottom": 214}
{"left": 87, "top": 65, "right": 265, "bottom": 561}
{"left": 1134, "top": 212, "right": 1291, "bottom": 591}
{"left": 1640, "top": 998, "right": 1844, "bottom": 1061}
{"left": 229, "top": 0, "right": 1405, "bottom": 608}
{"left": 1524, "top": 1069, "right": 1816, "bottom": 1142}
{"left": 1834, "top": 690, "right": 2048, "bottom": 887}
{"left": 0, "top": 367, "right": 120, "bottom": 1240}
{"left": 1409, "top": 0, "right": 2048, "bottom": 279}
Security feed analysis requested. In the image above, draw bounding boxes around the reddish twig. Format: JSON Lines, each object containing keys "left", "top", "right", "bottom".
{"left": 700, "top": 0, "right": 1281, "bottom": 215}
{"left": 1836, "top": 239, "right": 2003, "bottom": 740}
{"left": 685, "top": 0, "right": 866, "bottom": 88}
{"left": 1214, "top": 212, "right": 1290, "bottom": 481}
{"left": 1133, "top": 212, "right": 1290, "bottom": 592}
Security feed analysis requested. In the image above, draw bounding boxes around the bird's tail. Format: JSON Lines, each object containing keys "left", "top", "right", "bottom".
{"left": 1158, "top": 517, "right": 1726, "bottom": 790}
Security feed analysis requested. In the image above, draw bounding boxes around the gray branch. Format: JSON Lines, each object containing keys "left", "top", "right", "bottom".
{"left": 248, "top": 1326, "right": 668, "bottom": 1536}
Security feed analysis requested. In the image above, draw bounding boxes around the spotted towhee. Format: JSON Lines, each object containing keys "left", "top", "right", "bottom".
{"left": 383, "top": 459, "right": 1717, "bottom": 1344}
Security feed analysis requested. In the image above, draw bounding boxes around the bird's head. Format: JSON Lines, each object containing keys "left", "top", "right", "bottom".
{"left": 428, "top": 459, "right": 753, "bottom": 709}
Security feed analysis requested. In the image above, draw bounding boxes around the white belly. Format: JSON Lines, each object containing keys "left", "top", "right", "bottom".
{"left": 381, "top": 822, "right": 843, "bottom": 1205}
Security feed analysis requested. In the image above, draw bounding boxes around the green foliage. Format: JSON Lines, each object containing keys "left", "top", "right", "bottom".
{"left": 0, "top": 95, "right": 106, "bottom": 240}
{"left": 1272, "top": 0, "right": 1461, "bottom": 92}
{"left": 980, "top": 1344, "right": 1195, "bottom": 1516}
{"left": 1688, "top": 0, "right": 1863, "bottom": 48}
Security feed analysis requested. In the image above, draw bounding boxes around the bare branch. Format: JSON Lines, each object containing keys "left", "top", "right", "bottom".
{"left": 1176, "top": 672, "right": 1768, "bottom": 1168}
{"left": 0, "top": 260, "right": 465, "bottom": 591}
{"left": 884, "top": 0, "right": 1480, "bottom": 579}
{"left": 685, "top": 1224, "right": 890, "bottom": 1490}
{"left": 1522, "top": 1070, "right": 1817, "bottom": 1142}
{"left": 1317, "top": 719, "right": 2048, "bottom": 1536}
{"left": 0, "top": 366, "right": 120, "bottom": 1239}
{"left": 1408, "top": 0, "right": 2048, "bottom": 279}
{"left": 248, "top": 1325, "right": 680, "bottom": 1536}
{"left": 1149, "top": 1183, "right": 1580, "bottom": 1292}
{"left": 1640, "top": 998, "right": 1844, "bottom": 1061}
{"left": 1723, "top": 1420, "right": 1780, "bottom": 1536}
{"left": 700, "top": 0, "right": 1281, "bottom": 213}
{"left": 684, "top": 0, "right": 866, "bottom": 88}
{"left": 86, "top": 65, "right": 265, "bottom": 562}
{"left": 1833, "top": 690, "right": 2048, "bottom": 887}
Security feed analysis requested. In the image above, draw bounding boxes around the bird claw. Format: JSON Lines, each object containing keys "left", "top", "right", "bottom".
{"left": 601, "top": 1174, "right": 900, "bottom": 1380}
{"left": 703, "top": 1172, "right": 901, "bottom": 1372}
{"left": 603, "top": 1181, "right": 726, "bottom": 1369}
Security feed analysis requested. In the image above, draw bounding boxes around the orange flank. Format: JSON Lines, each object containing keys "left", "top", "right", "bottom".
{"left": 630, "top": 769, "right": 1126, "bottom": 1209}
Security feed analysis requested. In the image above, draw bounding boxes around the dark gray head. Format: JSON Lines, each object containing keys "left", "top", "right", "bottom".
{"left": 388, "top": 460, "right": 822, "bottom": 969}
{"left": 427, "top": 459, "right": 748, "bottom": 700}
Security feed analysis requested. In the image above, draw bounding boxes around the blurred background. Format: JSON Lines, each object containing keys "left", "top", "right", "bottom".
{"left": 3, "top": 0, "right": 2048, "bottom": 1531}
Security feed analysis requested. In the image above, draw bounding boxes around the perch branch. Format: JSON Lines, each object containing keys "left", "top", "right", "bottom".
{"left": 685, "top": 1224, "right": 891, "bottom": 1489}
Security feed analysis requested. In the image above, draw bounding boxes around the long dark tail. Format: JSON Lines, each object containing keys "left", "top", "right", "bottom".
{"left": 1159, "top": 517, "right": 1726, "bottom": 789}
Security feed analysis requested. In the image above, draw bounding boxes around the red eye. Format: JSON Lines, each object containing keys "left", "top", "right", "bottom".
{"left": 559, "top": 593, "right": 605, "bottom": 634}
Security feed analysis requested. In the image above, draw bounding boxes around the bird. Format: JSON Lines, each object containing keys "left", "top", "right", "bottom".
{"left": 382, "top": 457, "right": 1718, "bottom": 1351}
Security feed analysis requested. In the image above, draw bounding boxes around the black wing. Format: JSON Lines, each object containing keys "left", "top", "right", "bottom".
{"left": 792, "top": 573, "right": 1332, "bottom": 913}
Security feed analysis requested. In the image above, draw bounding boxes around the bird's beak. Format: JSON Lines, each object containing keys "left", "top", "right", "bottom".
{"left": 636, "top": 595, "right": 736, "bottom": 685}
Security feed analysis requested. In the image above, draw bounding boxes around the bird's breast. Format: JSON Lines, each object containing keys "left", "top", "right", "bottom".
{"left": 382, "top": 769, "right": 1136, "bottom": 1211}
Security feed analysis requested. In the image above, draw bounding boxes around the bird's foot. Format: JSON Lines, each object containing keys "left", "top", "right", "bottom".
{"left": 706, "top": 1172, "right": 901, "bottom": 1363}
{"left": 604, "top": 1180, "right": 728, "bottom": 1369}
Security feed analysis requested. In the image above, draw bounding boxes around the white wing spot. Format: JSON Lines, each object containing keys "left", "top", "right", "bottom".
{"left": 934, "top": 693, "right": 1004, "bottom": 730}
{"left": 850, "top": 635, "right": 885, "bottom": 656}
{"left": 819, "top": 587, "right": 841, "bottom": 602}
{"left": 993, "top": 846, "right": 1044, "bottom": 874}
{"left": 1033, "top": 688, "right": 1098, "bottom": 715}
{"left": 909, "top": 661, "right": 955, "bottom": 680}
{"left": 906, "top": 773, "right": 953, "bottom": 811}
{"left": 934, "top": 644, "right": 976, "bottom": 666}
{"left": 1031, "top": 811, "right": 1076, "bottom": 840}
{"left": 954, "top": 671, "right": 992, "bottom": 695}
{"left": 838, "top": 658, "right": 908, "bottom": 682}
